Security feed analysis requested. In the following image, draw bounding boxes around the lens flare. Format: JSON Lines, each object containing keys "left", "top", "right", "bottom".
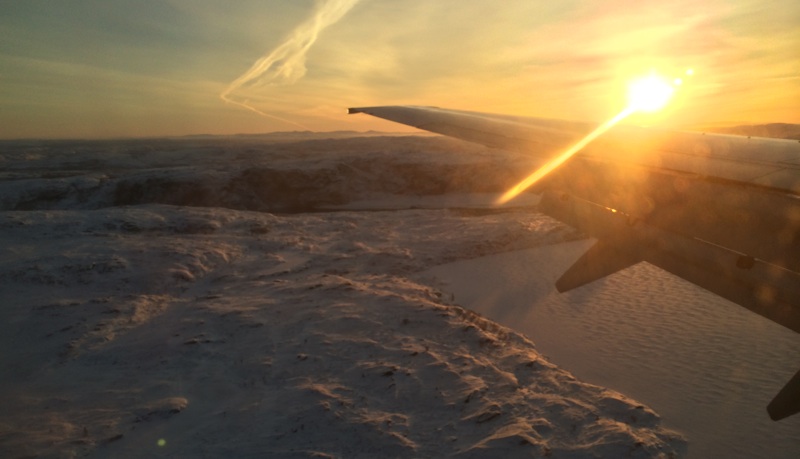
{"left": 495, "top": 107, "right": 633, "bottom": 205}
{"left": 496, "top": 70, "right": 687, "bottom": 205}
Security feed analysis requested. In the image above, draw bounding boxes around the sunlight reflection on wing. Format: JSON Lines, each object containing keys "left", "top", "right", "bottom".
{"left": 495, "top": 70, "right": 689, "bottom": 205}
{"left": 495, "top": 106, "right": 634, "bottom": 205}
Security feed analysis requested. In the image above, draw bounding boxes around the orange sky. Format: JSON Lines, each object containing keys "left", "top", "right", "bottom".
{"left": 1, "top": 0, "right": 798, "bottom": 139}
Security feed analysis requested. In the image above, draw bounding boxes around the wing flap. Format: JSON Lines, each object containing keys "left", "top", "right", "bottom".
{"left": 541, "top": 189, "right": 800, "bottom": 334}
{"left": 555, "top": 239, "right": 641, "bottom": 292}
{"left": 768, "top": 368, "right": 800, "bottom": 421}
{"left": 542, "top": 157, "right": 800, "bottom": 273}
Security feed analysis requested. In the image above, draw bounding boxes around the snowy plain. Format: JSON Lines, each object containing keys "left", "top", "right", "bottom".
{"left": 0, "top": 132, "right": 795, "bottom": 458}
{"left": 424, "top": 244, "right": 800, "bottom": 458}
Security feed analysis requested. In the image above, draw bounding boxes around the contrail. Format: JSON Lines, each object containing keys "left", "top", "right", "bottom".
{"left": 221, "top": 0, "right": 362, "bottom": 128}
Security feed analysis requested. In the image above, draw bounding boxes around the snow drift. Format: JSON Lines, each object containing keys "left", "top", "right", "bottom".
{"left": 0, "top": 133, "right": 690, "bottom": 458}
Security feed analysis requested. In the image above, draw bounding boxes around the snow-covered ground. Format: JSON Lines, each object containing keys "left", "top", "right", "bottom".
{"left": 423, "top": 243, "right": 800, "bottom": 459}
{"left": 0, "top": 132, "right": 792, "bottom": 458}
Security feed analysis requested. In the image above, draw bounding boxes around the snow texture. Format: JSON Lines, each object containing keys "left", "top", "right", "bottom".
{"left": 0, "top": 132, "right": 712, "bottom": 458}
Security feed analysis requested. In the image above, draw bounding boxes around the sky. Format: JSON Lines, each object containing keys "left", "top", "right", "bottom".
{"left": 1, "top": 0, "right": 798, "bottom": 139}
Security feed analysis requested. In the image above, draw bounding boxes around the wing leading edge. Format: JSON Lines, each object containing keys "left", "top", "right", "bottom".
{"left": 350, "top": 105, "right": 800, "bottom": 420}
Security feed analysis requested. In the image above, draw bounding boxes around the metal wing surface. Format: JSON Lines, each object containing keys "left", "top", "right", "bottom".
{"left": 350, "top": 105, "right": 800, "bottom": 420}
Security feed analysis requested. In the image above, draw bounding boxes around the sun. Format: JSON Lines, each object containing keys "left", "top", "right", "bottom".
{"left": 495, "top": 68, "right": 690, "bottom": 205}
{"left": 627, "top": 74, "right": 675, "bottom": 113}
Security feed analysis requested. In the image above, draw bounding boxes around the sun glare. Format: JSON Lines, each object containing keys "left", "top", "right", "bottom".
{"left": 627, "top": 74, "right": 675, "bottom": 113}
{"left": 495, "top": 69, "right": 692, "bottom": 205}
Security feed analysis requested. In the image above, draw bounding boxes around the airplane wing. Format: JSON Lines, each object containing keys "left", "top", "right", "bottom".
{"left": 349, "top": 105, "right": 800, "bottom": 420}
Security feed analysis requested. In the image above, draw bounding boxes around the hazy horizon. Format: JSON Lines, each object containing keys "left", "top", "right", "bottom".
{"left": 2, "top": 122, "right": 798, "bottom": 144}
{"left": 2, "top": 0, "right": 799, "bottom": 139}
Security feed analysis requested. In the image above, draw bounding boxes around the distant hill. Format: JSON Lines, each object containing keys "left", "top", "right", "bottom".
{"left": 703, "top": 123, "right": 800, "bottom": 141}
{"left": 178, "top": 130, "right": 432, "bottom": 142}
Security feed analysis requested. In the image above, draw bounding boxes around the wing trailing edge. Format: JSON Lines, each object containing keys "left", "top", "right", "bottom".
{"left": 555, "top": 239, "right": 641, "bottom": 292}
{"left": 540, "top": 189, "right": 800, "bottom": 333}
{"left": 540, "top": 189, "right": 800, "bottom": 420}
